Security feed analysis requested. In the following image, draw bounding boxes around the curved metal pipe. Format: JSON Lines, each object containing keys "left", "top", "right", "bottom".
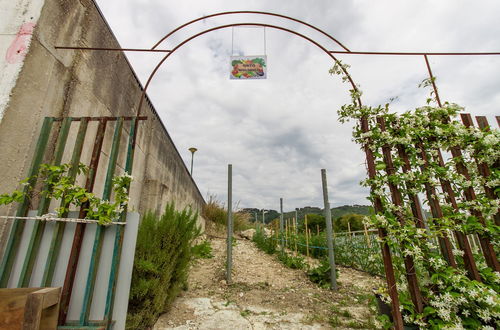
{"left": 138, "top": 22, "right": 360, "bottom": 121}
{"left": 151, "top": 11, "right": 350, "bottom": 52}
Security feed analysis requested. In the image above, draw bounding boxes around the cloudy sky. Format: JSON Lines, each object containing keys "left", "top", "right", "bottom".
{"left": 94, "top": 0, "right": 500, "bottom": 212}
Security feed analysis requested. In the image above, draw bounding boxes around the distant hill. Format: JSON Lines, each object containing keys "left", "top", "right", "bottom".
{"left": 242, "top": 205, "right": 373, "bottom": 224}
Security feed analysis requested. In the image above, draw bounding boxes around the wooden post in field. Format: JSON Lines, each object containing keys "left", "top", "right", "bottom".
{"left": 305, "top": 215, "right": 310, "bottom": 258}
{"left": 285, "top": 219, "right": 289, "bottom": 249}
{"left": 316, "top": 224, "right": 320, "bottom": 236}
{"left": 347, "top": 222, "right": 352, "bottom": 240}
{"left": 364, "top": 224, "right": 372, "bottom": 248}
{"left": 293, "top": 218, "right": 298, "bottom": 254}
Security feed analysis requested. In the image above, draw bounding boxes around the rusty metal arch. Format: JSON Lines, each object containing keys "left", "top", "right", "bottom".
{"left": 136, "top": 22, "right": 361, "bottom": 119}
{"left": 150, "top": 10, "right": 351, "bottom": 51}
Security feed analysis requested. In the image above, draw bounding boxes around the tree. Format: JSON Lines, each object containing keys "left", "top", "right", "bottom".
{"left": 302, "top": 213, "right": 326, "bottom": 232}
{"left": 334, "top": 213, "right": 364, "bottom": 232}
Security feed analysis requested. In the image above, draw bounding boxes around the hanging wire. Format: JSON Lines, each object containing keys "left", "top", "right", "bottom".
{"left": 263, "top": 27, "right": 267, "bottom": 55}
{"left": 231, "top": 26, "right": 267, "bottom": 56}
{"left": 231, "top": 27, "right": 235, "bottom": 55}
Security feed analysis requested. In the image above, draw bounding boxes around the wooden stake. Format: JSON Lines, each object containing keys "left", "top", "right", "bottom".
{"left": 364, "top": 224, "right": 371, "bottom": 248}
{"left": 305, "top": 215, "right": 309, "bottom": 258}
{"left": 293, "top": 218, "right": 298, "bottom": 254}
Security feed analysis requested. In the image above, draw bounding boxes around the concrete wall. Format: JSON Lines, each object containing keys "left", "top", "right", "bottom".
{"left": 0, "top": 0, "right": 206, "bottom": 254}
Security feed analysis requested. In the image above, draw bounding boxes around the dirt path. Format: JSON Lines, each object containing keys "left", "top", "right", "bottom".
{"left": 154, "top": 236, "right": 382, "bottom": 329}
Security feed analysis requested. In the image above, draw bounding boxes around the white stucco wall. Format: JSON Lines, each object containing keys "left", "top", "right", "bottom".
{"left": 0, "top": 0, "right": 45, "bottom": 123}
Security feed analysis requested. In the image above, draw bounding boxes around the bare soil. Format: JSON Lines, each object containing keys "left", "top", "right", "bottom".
{"left": 154, "top": 232, "right": 382, "bottom": 330}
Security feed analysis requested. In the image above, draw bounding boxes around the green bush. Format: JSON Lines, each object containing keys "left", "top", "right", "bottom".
{"left": 333, "top": 213, "right": 365, "bottom": 232}
{"left": 252, "top": 227, "right": 277, "bottom": 254}
{"left": 277, "top": 252, "right": 306, "bottom": 269}
{"left": 307, "top": 257, "right": 339, "bottom": 288}
{"left": 126, "top": 204, "right": 201, "bottom": 329}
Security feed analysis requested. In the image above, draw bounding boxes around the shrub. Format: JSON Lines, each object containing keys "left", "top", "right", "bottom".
{"left": 202, "top": 195, "right": 252, "bottom": 231}
{"left": 126, "top": 204, "right": 201, "bottom": 329}
{"left": 252, "top": 227, "right": 277, "bottom": 254}
{"left": 307, "top": 257, "right": 339, "bottom": 288}
{"left": 277, "top": 252, "right": 306, "bottom": 269}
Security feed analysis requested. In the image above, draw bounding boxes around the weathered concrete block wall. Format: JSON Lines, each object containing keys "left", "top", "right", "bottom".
{"left": 0, "top": 0, "right": 206, "bottom": 254}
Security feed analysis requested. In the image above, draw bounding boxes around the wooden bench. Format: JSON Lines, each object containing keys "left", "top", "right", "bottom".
{"left": 0, "top": 287, "right": 61, "bottom": 330}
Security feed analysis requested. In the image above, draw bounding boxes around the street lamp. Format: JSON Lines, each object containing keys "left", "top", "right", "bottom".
{"left": 188, "top": 147, "right": 197, "bottom": 175}
{"left": 262, "top": 209, "right": 268, "bottom": 225}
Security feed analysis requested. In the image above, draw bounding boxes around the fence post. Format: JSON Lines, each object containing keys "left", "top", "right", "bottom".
{"left": 280, "top": 198, "right": 284, "bottom": 252}
{"left": 321, "top": 169, "right": 337, "bottom": 290}
{"left": 226, "top": 164, "right": 233, "bottom": 284}
{"left": 305, "top": 215, "right": 310, "bottom": 258}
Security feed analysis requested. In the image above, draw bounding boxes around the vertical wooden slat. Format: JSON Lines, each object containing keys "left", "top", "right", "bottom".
{"left": 103, "top": 119, "right": 136, "bottom": 327}
{"left": 0, "top": 117, "right": 55, "bottom": 287}
{"left": 456, "top": 114, "right": 500, "bottom": 271}
{"left": 436, "top": 148, "right": 481, "bottom": 281}
{"left": 471, "top": 115, "right": 500, "bottom": 227}
{"left": 416, "top": 142, "right": 457, "bottom": 268}
{"left": 58, "top": 119, "right": 108, "bottom": 325}
{"left": 377, "top": 117, "right": 424, "bottom": 313}
{"left": 18, "top": 118, "right": 73, "bottom": 287}
{"left": 360, "top": 116, "right": 403, "bottom": 329}
{"left": 42, "top": 118, "right": 90, "bottom": 286}
{"left": 80, "top": 118, "right": 123, "bottom": 325}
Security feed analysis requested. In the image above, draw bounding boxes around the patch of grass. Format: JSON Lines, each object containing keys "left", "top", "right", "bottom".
{"left": 203, "top": 195, "right": 253, "bottom": 231}
{"left": 328, "top": 315, "right": 342, "bottom": 327}
{"left": 192, "top": 240, "right": 213, "bottom": 259}
{"left": 346, "top": 319, "right": 374, "bottom": 329}
{"left": 240, "top": 309, "right": 252, "bottom": 317}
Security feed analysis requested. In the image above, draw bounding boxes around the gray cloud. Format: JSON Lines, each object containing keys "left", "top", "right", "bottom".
{"left": 95, "top": 0, "right": 500, "bottom": 212}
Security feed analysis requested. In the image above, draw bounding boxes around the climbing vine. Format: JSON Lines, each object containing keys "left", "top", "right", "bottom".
{"left": 331, "top": 64, "right": 500, "bottom": 328}
{"left": 0, "top": 163, "right": 132, "bottom": 225}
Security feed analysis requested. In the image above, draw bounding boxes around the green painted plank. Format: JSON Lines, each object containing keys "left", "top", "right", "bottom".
{"left": 103, "top": 119, "right": 136, "bottom": 327}
{"left": 18, "top": 117, "right": 73, "bottom": 287}
{"left": 80, "top": 118, "right": 123, "bottom": 325}
{"left": 0, "top": 117, "right": 55, "bottom": 287}
{"left": 42, "top": 118, "right": 89, "bottom": 286}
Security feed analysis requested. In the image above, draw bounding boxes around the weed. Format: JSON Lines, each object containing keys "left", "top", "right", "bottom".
{"left": 240, "top": 309, "right": 251, "bottom": 317}
{"left": 192, "top": 240, "right": 213, "bottom": 259}
{"left": 346, "top": 319, "right": 373, "bottom": 329}
{"left": 307, "top": 258, "right": 339, "bottom": 288}
{"left": 278, "top": 252, "right": 306, "bottom": 269}
{"left": 328, "top": 315, "right": 341, "bottom": 327}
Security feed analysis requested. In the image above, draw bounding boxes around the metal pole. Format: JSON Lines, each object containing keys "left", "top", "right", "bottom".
{"left": 262, "top": 209, "right": 265, "bottom": 225}
{"left": 280, "top": 198, "right": 284, "bottom": 252}
{"left": 321, "top": 169, "right": 337, "bottom": 290}
{"left": 226, "top": 164, "right": 233, "bottom": 284}
{"left": 295, "top": 209, "right": 298, "bottom": 230}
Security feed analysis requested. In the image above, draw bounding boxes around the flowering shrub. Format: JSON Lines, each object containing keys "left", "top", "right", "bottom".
{"left": 333, "top": 65, "right": 499, "bottom": 328}
{"left": 0, "top": 163, "right": 132, "bottom": 225}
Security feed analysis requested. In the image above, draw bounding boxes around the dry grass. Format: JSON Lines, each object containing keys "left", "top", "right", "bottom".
{"left": 202, "top": 195, "right": 253, "bottom": 232}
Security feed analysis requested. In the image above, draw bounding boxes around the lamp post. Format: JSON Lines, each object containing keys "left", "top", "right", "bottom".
{"left": 262, "top": 209, "right": 267, "bottom": 225}
{"left": 188, "top": 147, "right": 197, "bottom": 175}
